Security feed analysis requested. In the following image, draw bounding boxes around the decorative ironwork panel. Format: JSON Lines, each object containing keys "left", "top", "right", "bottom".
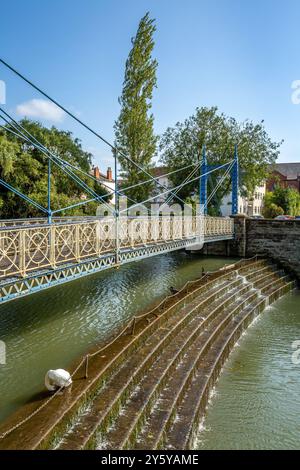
{"left": 0, "top": 216, "right": 234, "bottom": 279}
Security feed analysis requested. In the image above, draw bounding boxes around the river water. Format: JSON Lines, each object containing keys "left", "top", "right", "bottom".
{"left": 0, "top": 252, "right": 236, "bottom": 423}
{"left": 197, "top": 289, "right": 300, "bottom": 450}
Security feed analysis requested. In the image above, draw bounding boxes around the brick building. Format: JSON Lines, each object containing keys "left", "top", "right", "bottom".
{"left": 91, "top": 166, "right": 115, "bottom": 204}
{"left": 266, "top": 163, "right": 300, "bottom": 193}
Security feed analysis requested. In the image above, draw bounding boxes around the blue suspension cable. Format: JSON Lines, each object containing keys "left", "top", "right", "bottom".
{"left": 119, "top": 162, "right": 233, "bottom": 214}
{"left": 0, "top": 111, "right": 114, "bottom": 213}
{"left": 0, "top": 117, "right": 145, "bottom": 212}
{"left": 0, "top": 122, "right": 142, "bottom": 209}
{"left": 0, "top": 59, "right": 188, "bottom": 207}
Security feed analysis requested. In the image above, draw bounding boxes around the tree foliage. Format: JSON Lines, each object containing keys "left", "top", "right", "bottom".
{"left": 0, "top": 119, "right": 109, "bottom": 218}
{"left": 263, "top": 186, "right": 300, "bottom": 218}
{"left": 159, "top": 107, "right": 282, "bottom": 209}
{"left": 264, "top": 203, "right": 284, "bottom": 218}
{"left": 114, "top": 12, "right": 158, "bottom": 203}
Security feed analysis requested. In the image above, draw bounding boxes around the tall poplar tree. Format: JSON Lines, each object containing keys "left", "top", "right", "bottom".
{"left": 114, "top": 12, "right": 158, "bottom": 204}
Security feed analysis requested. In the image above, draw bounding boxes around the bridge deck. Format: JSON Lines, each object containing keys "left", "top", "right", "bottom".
{"left": 0, "top": 216, "right": 234, "bottom": 304}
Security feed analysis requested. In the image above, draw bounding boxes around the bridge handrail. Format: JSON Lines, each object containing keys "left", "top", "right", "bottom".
{"left": 0, "top": 216, "right": 234, "bottom": 279}
{"left": 0, "top": 214, "right": 233, "bottom": 226}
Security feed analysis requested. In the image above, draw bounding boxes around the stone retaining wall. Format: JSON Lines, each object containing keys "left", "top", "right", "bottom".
{"left": 198, "top": 216, "right": 300, "bottom": 280}
{"left": 231, "top": 216, "right": 300, "bottom": 280}
{"left": 245, "top": 218, "right": 300, "bottom": 279}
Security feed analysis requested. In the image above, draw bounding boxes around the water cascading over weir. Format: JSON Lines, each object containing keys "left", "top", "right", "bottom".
{"left": 0, "top": 257, "right": 296, "bottom": 450}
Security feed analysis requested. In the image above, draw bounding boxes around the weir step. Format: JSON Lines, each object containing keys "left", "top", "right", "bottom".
{"left": 0, "top": 259, "right": 293, "bottom": 451}
{"left": 163, "top": 280, "right": 295, "bottom": 450}
{"left": 57, "top": 276, "right": 244, "bottom": 449}
{"left": 132, "top": 288, "right": 260, "bottom": 450}
{"left": 54, "top": 260, "right": 294, "bottom": 450}
{"left": 102, "top": 284, "right": 253, "bottom": 450}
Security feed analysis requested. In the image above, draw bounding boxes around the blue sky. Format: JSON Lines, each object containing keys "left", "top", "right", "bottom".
{"left": 1, "top": 0, "right": 300, "bottom": 172}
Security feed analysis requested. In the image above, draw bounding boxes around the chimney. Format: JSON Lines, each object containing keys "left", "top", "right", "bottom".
{"left": 93, "top": 166, "right": 100, "bottom": 179}
{"left": 107, "top": 167, "right": 112, "bottom": 181}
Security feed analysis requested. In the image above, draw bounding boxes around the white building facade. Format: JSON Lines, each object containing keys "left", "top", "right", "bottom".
{"left": 149, "top": 166, "right": 266, "bottom": 217}
{"left": 219, "top": 183, "right": 266, "bottom": 217}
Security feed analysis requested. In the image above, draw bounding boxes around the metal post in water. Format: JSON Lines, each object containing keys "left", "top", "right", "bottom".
{"left": 85, "top": 354, "right": 89, "bottom": 379}
{"left": 131, "top": 317, "right": 136, "bottom": 336}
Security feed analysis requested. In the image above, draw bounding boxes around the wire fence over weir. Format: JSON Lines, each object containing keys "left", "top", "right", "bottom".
{"left": 0, "top": 255, "right": 259, "bottom": 441}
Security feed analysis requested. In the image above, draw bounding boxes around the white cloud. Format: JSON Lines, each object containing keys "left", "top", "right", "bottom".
{"left": 16, "top": 99, "right": 65, "bottom": 122}
{"left": 0, "top": 80, "right": 6, "bottom": 104}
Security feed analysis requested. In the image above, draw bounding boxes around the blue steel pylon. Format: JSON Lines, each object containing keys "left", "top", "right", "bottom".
{"left": 231, "top": 144, "right": 239, "bottom": 215}
{"left": 200, "top": 145, "right": 207, "bottom": 214}
{"left": 47, "top": 158, "right": 52, "bottom": 224}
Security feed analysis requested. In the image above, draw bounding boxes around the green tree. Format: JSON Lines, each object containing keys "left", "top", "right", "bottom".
{"left": 287, "top": 187, "right": 300, "bottom": 215}
{"left": 114, "top": 12, "right": 158, "bottom": 203}
{"left": 262, "top": 201, "right": 284, "bottom": 218}
{"left": 0, "top": 120, "right": 110, "bottom": 218}
{"left": 159, "top": 107, "right": 282, "bottom": 209}
{"left": 0, "top": 135, "right": 17, "bottom": 178}
{"left": 264, "top": 186, "right": 300, "bottom": 217}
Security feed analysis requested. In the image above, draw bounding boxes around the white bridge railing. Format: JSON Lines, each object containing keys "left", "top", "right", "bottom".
{"left": 0, "top": 216, "right": 234, "bottom": 279}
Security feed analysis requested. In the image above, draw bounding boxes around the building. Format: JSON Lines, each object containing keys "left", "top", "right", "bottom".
{"left": 91, "top": 165, "right": 116, "bottom": 205}
{"left": 219, "top": 183, "right": 266, "bottom": 217}
{"left": 150, "top": 166, "right": 266, "bottom": 216}
{"left": 143, "top": 165, "right": 269, "bottom": 217}
{"left": 266, "top": 163, "right": 300, "bottom": 193}
{"left": 150, "top": 166, "right": 171, "bottom": 203}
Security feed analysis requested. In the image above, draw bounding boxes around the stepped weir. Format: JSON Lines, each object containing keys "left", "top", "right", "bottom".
{"left": 0, "top": 257, "right": 296, "bottom": 450}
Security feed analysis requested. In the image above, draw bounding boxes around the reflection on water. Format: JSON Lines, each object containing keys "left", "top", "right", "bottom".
{"left": 197, "top": 290, "right": 300, "bottom": 450}
{"left": 0, "top": 252, "right": 236, "bottom": 422}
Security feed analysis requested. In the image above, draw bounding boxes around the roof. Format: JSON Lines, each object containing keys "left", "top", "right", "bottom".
{"left": 269, "top": 163, "right": 300, "bottom": 179}
{"left": 151, "top": 166, "right": 169, "bottom": 178}
{"left": 90, "top": 169, "right": 115, "bottom": 183}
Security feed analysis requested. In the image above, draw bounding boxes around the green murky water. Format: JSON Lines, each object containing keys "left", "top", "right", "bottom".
{"left": 0, "top": 252, "right": 236, "bottom": 423}
{"left": 197, "top": 290, "right": 300, "bottom": 450}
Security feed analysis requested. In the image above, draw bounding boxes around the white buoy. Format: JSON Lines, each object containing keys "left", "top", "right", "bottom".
{"left": 45, "top": 369, "right": 72, "bottom": 391}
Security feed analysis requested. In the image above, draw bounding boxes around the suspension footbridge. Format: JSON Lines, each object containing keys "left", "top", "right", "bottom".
{"left": 0, "top": 59, "right": 237, "bottom": 304}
